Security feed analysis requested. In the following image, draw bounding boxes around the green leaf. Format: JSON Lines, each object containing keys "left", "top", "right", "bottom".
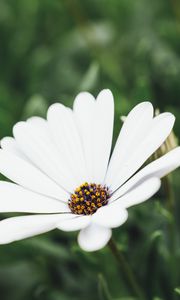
{"left": 22, "top": 94, "right": 48, "bottom": 119}
{"left": 80, "top": 62, "right": 99, "bottom": 91}
{"left": 174, "top": 287, "right": 180, "bottom": 295}
{"left": 98, "top": 273, "right": 112, "bottom": 300}
{"left": 155, "top": 201, "right": 173, "bottom": 222}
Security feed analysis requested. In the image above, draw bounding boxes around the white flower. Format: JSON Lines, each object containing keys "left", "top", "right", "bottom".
{"left": 0, "top": 89, "right": 179, "bottom": 252}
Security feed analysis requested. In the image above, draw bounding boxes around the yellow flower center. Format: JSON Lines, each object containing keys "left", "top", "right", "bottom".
{"left": 68, "top": 183, "right": 110, "bottom": 215}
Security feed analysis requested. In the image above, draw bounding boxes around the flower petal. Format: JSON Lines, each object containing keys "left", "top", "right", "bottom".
{"left": 92, "top": 205, "right": 128, "bottom": 228}
{"left": 0, "top": 137, "right": 29, "bottom": 161}
{"left": 57, "top": 215, "right": 91, "bottom": 232}
{"left": 78, "top": 223, "right": 112, "bottom": 252}
{"left": 106, "top": 102, "right": 153, "bottom": 186}
{"left": 0, "top": 214, "right": 72, "bottom": 244}
{"left": 73, "top": 91, "right": 96, "bottom": 182}
{"left": 0, "top": 181, "right": 70, "bottom": 213}
{"left": 0, "top": 149, "right": 69, "bottom": 202}
{"left": 92, "top": 90, "right": 114, "bottom": 183}
{"left": 110, "top": 147, "right": 180, "bottom": 201}
{"left": 107, "top": 112, "right": 175, "bottom": 191}
{"left": 13, "top": 118, "right": 75, "bottom": 192}
{"left": 47, "top": 103, "right": 86, "bottom": 188}
{"left": 111, "top": 177, "right": 161, "bottom": 208}
{"left": 73, "top": 89, "right": 114, "bottom": 183}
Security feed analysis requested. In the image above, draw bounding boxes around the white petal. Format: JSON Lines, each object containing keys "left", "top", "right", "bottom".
{"left": 0, "top": 137, "right": 28, "bottom": 160}
{"left": 92, "top": 89, "right": 114, "bottom": 183}
{"left": 57, "top": 215, "right": 91, "bottom": 232}
{"left": 106, "top": 102, "right": 153, "bottom": 186}
{"left": 73, "top": 91, "right": 95, "bottom": 182}
{"left": 107, "top": 112, "right": 175, "bottom": 191}
{"left": 0, "top": 181, "right": 70, "bottom": 213}
{"left": 0, "top": 149, "right": 69, "bottom": 202}
{"left": 78, "top": 223, "right": 112, "bottom": 252}
{"left": 47, "top": 103, "right": 86, "bottom": 187}
{"left": 93, "top": 205, "right": 128, "bottom": 228}
{"left": 13, "top": 118, "right": 75, "bottom": 192}
{"left": 111, "top": 177, "right": 161, "bottom": 208}
{"left": 110, "top": 147, "right": 180, "bottom": 201}
{"left": 92, "top": 203, "right": 128, "bottom": 228}
{"left": 73, "top": 89, "right": 114, "bottom": 183}
{"left": 0, "top": 214, "right": 72, "bottom": 244}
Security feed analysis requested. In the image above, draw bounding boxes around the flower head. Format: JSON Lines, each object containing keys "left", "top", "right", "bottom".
{"left": 0, "top": 89, "right": 179, "bottom": 251}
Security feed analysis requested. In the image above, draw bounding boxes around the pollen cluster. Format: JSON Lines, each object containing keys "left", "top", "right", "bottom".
{"left": 68, "top": 183, "right": 110, "bottom": 215}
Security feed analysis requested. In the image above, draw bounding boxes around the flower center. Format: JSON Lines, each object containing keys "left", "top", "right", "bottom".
{"left": 68, "top": 183, "right": 110, "bottom": 215}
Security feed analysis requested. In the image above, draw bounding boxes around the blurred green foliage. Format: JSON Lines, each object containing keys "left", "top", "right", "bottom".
{"left": 0, "top": 0, "right": 180, "bottom": 299}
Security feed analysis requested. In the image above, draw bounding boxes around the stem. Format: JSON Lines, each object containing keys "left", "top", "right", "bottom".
{"left": 163, "top": 175, "right": 175, "bottom": 214}
{"left": 108, "top": 238, "right": 145, "bottom": 300}
{"left": 162, "top": 175, "right": 176, "bottom": 252}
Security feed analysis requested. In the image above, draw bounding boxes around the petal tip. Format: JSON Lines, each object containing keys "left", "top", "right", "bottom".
{"left": 77, "top": 225, "right": 112, "bottom": 252}
{"left": 73, "top": 91, "right": 95, "bottom": 110}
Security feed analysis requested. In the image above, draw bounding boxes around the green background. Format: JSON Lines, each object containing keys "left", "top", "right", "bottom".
{"left": 0, "top": 0, "right": 180, "bottom": 299}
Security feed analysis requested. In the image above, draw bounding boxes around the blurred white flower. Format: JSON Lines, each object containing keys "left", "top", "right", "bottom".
{"left": 0, "top": 89, "right": 179, "bottom": 252}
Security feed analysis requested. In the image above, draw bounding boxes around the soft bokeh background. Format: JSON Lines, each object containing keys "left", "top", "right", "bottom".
{"left": 0, "top": 0, "right": 180, "bottom": 299}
